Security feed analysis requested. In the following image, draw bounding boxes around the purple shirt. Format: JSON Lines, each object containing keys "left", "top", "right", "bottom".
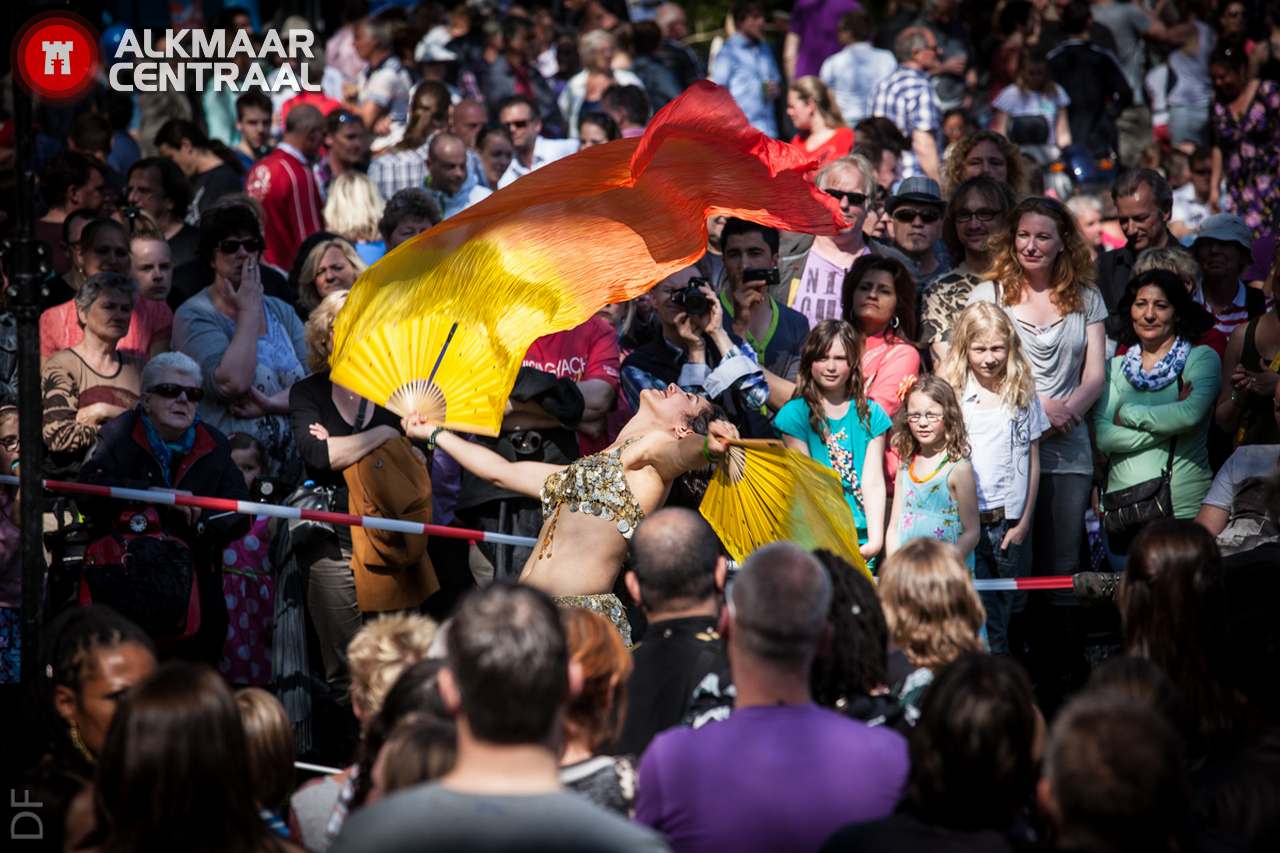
{"left": 635, "top": 703, "right": 908, "bottom": 852}
{"left": 790, "top": 0, "right": 864, "bottom": 79}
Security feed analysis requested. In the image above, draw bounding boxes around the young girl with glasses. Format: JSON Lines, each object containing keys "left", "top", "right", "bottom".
{"left": 886, "top": 375, "right": 979, "bottom": 569}
{"left": 942, "top": 303, "right": 1049, "bottom": 652}
{"left": 774, "top": 319, "right": 891, "bottom": 562}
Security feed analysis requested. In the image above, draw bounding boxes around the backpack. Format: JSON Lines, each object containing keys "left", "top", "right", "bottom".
{"left": 79, "top": 506, "right": 200, "bottom": 641}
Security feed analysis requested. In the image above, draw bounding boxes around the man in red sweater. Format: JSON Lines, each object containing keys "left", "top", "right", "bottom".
{"left": 245, "top": 104, "right": 326, "bottom": 269}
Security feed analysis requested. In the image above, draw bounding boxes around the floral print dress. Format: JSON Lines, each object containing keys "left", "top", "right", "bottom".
{"left": 1212, "top": 80, "right": 1280, "bottom": 239}
{"left": 895, "top": 458, "right": 974, "bottom": 571}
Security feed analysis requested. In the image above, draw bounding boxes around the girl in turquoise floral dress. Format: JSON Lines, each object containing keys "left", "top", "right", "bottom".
{"left": 886, "top": 376, "right": 980, "bottom": 570}
{"left": 774, "top": 320, "right": 891, "bottom": 563}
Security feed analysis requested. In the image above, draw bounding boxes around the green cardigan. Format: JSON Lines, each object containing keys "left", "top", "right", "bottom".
{"left": 1092, "top": 345, "right": 1222, "bottom": 520}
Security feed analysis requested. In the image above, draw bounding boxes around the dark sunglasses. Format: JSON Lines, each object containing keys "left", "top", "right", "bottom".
{"left": 823, "top": 188, "right": 867, "bottom": 207}
{"left": 503, "top": 118, "right": 531, "bottom": 130}
{"left": 218, "top": 237, "right": 263, "bottom": 255}
{"left": 893, "top": 208, "right": 942, "bottom": 224}
{"left": 955, "top": 208, "right": 1000, "bottom": 223}
{"left": 148, "top": 383, "right": 205, "bottom": 402}
{"left": 0, "top": 436, "right": 18, "bottom": 451}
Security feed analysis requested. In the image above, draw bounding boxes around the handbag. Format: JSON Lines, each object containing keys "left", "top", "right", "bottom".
{"left": 79, "top": 506, "right": 200, "bottom": 641}
{"left": 1099, "top": 377, "right": 1181, "bottom": 545}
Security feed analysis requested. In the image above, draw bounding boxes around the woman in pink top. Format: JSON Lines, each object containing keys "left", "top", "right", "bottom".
{"left": 788, "top": 77, "right": 854, "bottom": 167}
{"left": 842, "top": 255, "right": 921, "bottom": 417}
{"left": 842, "top": 255, "right": 922, "bottom": 485}
{"left": 39, "top": 218, "right": 172, "bottom": 361}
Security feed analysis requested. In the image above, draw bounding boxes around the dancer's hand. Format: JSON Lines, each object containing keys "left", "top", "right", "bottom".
{"left": 401, "top": 413, "right": 441, "bottom": 440}
{"left": 705, "top": 419, "right": 738, "bottom": 456}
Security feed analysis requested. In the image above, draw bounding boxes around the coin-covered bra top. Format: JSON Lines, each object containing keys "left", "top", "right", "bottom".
{"left": 538, "top": 438, "right": 644, "bottom": 557}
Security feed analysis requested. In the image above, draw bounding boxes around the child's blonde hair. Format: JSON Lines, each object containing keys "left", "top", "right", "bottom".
{"left": 891, "top": 375, "right": 971, "bottom": 463}
{"left": 942, "top": 302, "right": 1037, "bottom": 411}
{"left": 347, "top": 613, "right": 438, "bottom": 723}
{"left": 879, "top": 538, "right": 985, "bottom": 671}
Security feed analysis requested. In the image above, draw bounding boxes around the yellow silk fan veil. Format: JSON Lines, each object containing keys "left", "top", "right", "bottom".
{"left": 700, "top": 440, "right": 869, "bottom": 577}
{"left": 329, "top": 82, "right": 845, "bottom": 435}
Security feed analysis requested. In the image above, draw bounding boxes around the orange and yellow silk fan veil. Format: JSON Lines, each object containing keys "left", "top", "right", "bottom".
{"left": 700, "top": 439, "right": 870, "bottom": 577}
{"left": 329, "top": 82, "right": 844, "bottom": 436}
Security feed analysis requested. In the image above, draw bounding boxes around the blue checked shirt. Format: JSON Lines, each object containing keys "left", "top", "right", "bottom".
{"left": 710, "top": 33, "right": 782, "bottom": 138}
{"left": 870, "top": 67, "right": 942, "bottom": 178}
{"left": 621, "top": 337, "right": 771, "bottom": 413}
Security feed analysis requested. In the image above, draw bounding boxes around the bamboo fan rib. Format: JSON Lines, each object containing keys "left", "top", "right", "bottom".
{"left": 700, "top": 439, "right": 868, "bottom": 577}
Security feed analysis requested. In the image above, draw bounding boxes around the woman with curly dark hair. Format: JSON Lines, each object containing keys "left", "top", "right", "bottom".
{"left": 941, "top": 129, "right": 1028, "bottom": 198}
{"left": 1093, "top": 270, "right": 1220, "bottom": 558}
{"left": 841, "top": 254, "right": 921, "bottom": 420}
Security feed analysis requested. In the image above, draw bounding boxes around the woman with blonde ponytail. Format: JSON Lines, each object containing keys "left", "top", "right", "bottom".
{"left": 787, "top": 76, "right": 854, "bottom": 165}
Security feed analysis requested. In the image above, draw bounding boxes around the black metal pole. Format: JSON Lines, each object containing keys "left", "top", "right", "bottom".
{"left": 12, "top": 5, "right": 50, "bottom": 688}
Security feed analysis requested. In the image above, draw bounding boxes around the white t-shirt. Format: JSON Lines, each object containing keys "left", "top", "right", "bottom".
{"left": 992, "top": 84, "right": 1070, "bottom": 123}
{"left": 960, "top": 377, "right": 1051, "bottom": 517}
{"left": 1172, "top": 182, "right": 1211, "bottom": 232}
{"left": 1203, "top": 444, "right": 1280, "bottom": 510}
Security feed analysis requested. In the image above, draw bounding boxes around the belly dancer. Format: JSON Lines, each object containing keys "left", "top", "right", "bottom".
{"left": 404, "top": 385, "right": 735, "bottom": 642}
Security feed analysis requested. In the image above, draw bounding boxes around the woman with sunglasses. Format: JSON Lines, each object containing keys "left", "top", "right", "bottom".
{"left": 79, "top": 351, "right": 251, "bottom": 664}
{"left": 920, "top": 176, "right": 1018, "bottom": 363}
{"left": 172, "top": 205, "right": 309, "bottom": 483}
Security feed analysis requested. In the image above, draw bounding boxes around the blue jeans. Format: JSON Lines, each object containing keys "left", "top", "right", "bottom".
{"left": 975, "top": 517, "right": 1030, "bottom": 655}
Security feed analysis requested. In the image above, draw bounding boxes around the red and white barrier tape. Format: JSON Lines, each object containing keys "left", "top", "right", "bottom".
{"left": 0, "top": 474, "right": 532, "bottom": 547}
{"left": 2, "top": 475, "right": 1078, "bottom": 592}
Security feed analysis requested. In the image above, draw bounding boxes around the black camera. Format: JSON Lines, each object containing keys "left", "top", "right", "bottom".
{"left": 671, "top": 277, "right": 714, "bottom": 316}
{"left": 743, "top": 267, "right": 780, "bottom": 287}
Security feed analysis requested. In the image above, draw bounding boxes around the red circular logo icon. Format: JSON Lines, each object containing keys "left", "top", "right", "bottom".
{"left": 14, "top": 13, "right": 100, "bottom": 102}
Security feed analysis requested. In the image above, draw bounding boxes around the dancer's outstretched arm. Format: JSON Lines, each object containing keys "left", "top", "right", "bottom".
{"left": 403, "top": 416, "right": 563, "bottom": 499}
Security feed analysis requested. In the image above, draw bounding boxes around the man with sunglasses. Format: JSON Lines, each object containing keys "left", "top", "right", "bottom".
{"left": 886, "top": 175, "right": 946, "bottom": 280}
{"left": 495, "top": 95, "right": 578, "bottom": 189}
{"left": 780, "top": 154, "right": 917, "bottom": 327}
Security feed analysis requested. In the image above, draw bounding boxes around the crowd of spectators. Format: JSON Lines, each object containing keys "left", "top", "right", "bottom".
{"left": 3, "top": 0, "right": 1280, "bottom": 850}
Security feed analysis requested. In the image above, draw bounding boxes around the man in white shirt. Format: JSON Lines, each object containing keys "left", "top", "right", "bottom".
{"left": 821, "top": 9, "right": 898, "bottom": 125}
{"left": 427, "top": 133, "right": 492, "bottom": 219}
{"left": 496, "top": 95, "right": 579, "bottom": 189}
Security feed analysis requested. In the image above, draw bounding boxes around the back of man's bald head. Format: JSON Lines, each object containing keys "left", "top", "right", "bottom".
{"left": 629, "top": 508, "right": 721, "bottom": 611}
{"left": 285, "top": 104, "right": 324, "bottom": 136}
{"left": 731, "top": 543, "right": 831, "bottom": 666}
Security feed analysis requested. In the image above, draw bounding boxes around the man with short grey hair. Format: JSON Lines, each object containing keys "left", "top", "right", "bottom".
{"left": 870, "top": 26, "right": 943, "bottom": 181}
{"left": 636, "top": 543, "right": 909, "bottom": 852}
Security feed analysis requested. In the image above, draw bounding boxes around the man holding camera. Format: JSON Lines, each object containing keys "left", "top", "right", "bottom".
{"left": 621, "top": 266, "right": 770, "bottom": 432}
{"left": 719, "top": 219, "right": 811, "bottom": 410}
